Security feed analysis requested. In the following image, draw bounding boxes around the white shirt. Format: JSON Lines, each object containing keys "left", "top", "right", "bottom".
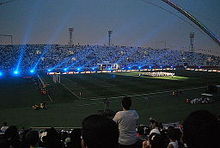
{"left": 113, "top": 110, "right": 139, "bottom": 145}
{"left": 149, "top": 128, "right": 160, "bottom": 135}
{"left": 0, "top": 126, "right": 8, "bottom": 133}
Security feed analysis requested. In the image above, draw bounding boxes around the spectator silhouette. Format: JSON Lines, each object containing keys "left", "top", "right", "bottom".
{"left": 24, "top": 130, "right": 40, "bottom": 148}
{"left": 81, "top": 114, "right": 119, "bottom": 148}
{"left": 5, "top": 126, "right": 21, "bottom": 148}
{"left": 113, "top": 97, "right": 139, "bottom": 148}
{"left": 183, "top": 110, "right": 220, "bottom": 148}
{"left": 41, "top": 127, "right": 62, "bottom": 148}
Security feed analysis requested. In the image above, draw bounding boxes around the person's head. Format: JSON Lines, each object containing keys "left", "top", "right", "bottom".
{"left": 167, "top": 128, "right": 178, "bottom": 142}
{"left": 149, "top": 133, "right": 163, "bottom": 148}
{"left": 149, "top": 120, "right": 159, "bottom": 129}
{"left": 121, "top": 97, "right": 132, "bottom": 110}
{"left": 174, "top": 128, "right": 182, "bottom": 141}
{"left": 81, "top": 114, "right": 119, "bottom": 148}
{"left": 43, "top": 127, "right": 61, "bottom": 148}
{"left": 4, "top": 126, "right": 19, "bottom": 139}
{"left": 183, "top": 110, "right": 220, "bottom": 148}
{"left": 4, "top": 126, "right": 20, "bottom": 147}
{"left": 25, "top": 130, "right": 39, "bottom": 147}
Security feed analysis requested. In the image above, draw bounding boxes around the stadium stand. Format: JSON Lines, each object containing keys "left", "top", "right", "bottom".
{"left": 0, "top": 45, "right": 220, "bottom": 73}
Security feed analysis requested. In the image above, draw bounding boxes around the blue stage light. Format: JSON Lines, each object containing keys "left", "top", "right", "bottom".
{"left": 160, "top": 66, "right": 163, "bottom": 69}
{"left": 0, "top": 71, "right": 3, "bottom": 77}
{"left": 13, "top": 70, "right": 20, "bottom": 75}
{"left": 47, "top": 69, "right": 52, "bottom": 72}
{"left": 149, "top": 66, "right": 152, "bottom": 69}
{"left": 30, "top": 69, "right": 35, "bottom": 74}
{"left": 77, "top": 67, "right": 81, "bottom": 71}
{"left": 138, "top": 66, "right": 141, "bottom": 69}
{"left": 63, "top": 68, "right": 68, "bottom": 72}
{"left": 92, "top": 67, "right": 97, "bottom": 71}
{"left": 128, "top": 67, "right": 131, "bottom": 69}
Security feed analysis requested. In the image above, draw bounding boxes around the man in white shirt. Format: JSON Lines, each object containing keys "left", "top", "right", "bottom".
{"left": 149, "top": 119, "right": 160, "bottom": 136}
{"left": 113, "top": 97, "right": 139, "bottom": 148}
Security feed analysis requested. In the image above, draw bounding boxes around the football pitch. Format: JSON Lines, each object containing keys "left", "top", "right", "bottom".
{"left": 0, "top": 70, "right": 220, "bottom": 128}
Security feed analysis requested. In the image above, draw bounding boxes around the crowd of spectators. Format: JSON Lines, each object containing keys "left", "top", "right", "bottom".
{"left": 0, "top": 97, "right": 219, "bottom": 148}
{"left": 185, "top": 97, "right": 213, "bottom": 104}
{"left": 0, "top": 44, "right": 220, "bottom": 72}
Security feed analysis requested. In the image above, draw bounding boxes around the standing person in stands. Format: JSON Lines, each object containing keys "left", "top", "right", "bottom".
{"left": 183, "top": 110, "right": 220, "bottom": 148}
{"left": 81, "top": 114, "right": 119, "bottom": 148}
{"left": 113, "top": 97, "right": 139, "bottom": 148}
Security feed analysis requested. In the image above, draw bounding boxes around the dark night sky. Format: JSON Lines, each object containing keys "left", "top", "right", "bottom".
{"left": 0, "top": 0, "right": 220, "bottom": 54}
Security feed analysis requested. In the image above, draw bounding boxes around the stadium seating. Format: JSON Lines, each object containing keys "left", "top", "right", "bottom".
{"left": 0, "top": 44, "right": 220, "bottom": 73}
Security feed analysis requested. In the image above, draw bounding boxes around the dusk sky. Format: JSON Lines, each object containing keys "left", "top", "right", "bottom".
{"left": 0, "top": 0, "right": 220, "bottom": 54}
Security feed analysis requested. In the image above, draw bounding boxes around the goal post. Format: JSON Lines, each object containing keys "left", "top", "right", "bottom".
{"left": 52, "top": 74, "right": 61, "bottom": 83}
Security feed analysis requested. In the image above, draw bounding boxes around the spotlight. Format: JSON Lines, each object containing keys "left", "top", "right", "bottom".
{"left": 128, "top": 67, "right": 131, "bottom": 69}
{"left": 149, "top": 66, "right": 152, "bottom": 69}
{"left": 138, "top": 66, "right": 141, "bottom": 69}
{"left": 63, "top": 68, "right": 68, "bottom": 72}
{"left": 47, "top": 69, "right": 52, "bottom": 72}
{"left": 13, "top": 70, "right": 19, "bottom": 75}
{"left": 77, "top": 67, "right": 81, "bottom": 71}
{"left": 30, "top": 69, "right": 35, "bottom": 73}
{"left": 0, "top": 71, "right": 3, "bottom": 77}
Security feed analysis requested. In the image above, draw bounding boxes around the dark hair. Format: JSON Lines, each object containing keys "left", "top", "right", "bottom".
{"left": 183, "top": 110, "right": 220, "bottom": 148}
{"left": 167, "top": 128, "right": 177, "bottom": 141}
{"left": 43, "top": 127, "right": 62, "bottom": 148}
{"left": 174, "top": 128, "right": 182, "bottom": 141}
{"left": 149, "top": 133, "right": 163, "bottom": 148}
{"left": 82, "top": 114, "right": 119, "bottom": 148}
{"left": 121, "top": 97, "right": 132, "bottom": 110}
{"left": 150, "top": 120, "right": 159, "bottom": 125}
{"left": 69, "top": 129, "right": 81, "bottom": 148}
{"left": 5, "top": 126, "right": 20, "bottom": 148}
{"left": 25, "top": 130, "right": 39, "bottom": 147}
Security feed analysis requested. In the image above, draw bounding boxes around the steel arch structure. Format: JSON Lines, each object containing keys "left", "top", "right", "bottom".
{"left": 161, "top": 0, "right": 220, "bottom": 46}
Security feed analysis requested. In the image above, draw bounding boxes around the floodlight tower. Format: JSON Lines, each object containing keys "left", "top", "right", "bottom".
{"left": 68, "top": 28, "right": 74, "bottom": 46}
{"left": 190, "top": 32, "right": 194, "bottom": 52}
{"left": 10, "top": 35, "right": 13, "bottom": 44}
{"left": 108, "top": 30, "right": 112, "bottom": 46}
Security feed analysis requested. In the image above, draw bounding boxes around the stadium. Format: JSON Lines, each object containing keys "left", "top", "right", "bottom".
{"left": 0, "top": 0, "right": 220, "bottom": 148}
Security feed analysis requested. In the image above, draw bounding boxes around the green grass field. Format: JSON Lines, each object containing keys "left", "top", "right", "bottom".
{"left": 0, "top": 70, "right": 220, "bottom": 128}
